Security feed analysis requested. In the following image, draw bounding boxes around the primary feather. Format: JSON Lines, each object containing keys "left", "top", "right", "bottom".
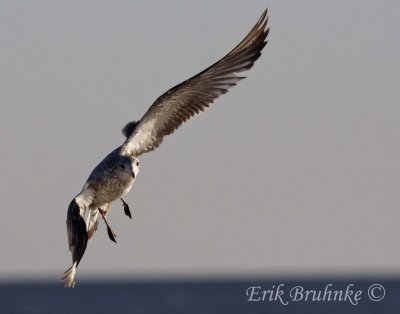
{"left": 121, "top": 9, "right": 269, "bottom": 157}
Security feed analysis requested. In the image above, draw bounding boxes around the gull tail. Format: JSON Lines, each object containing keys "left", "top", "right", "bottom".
{"left": 61, "top": 199, "right": 88, "bottom": 288}
{"left": 61, "top": 262, "right": 77, "bottom": 288}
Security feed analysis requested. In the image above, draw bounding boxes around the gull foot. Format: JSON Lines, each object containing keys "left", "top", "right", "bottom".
{"left": 98, "top": 208, "right": 117, "bottom": 243}
{"left": 121, "top": 198, "right": 132, "bottom": 219}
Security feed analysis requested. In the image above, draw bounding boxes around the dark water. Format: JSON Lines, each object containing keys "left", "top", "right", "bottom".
{"left": 1, "top": 278, "right": 399, "bottom": 314}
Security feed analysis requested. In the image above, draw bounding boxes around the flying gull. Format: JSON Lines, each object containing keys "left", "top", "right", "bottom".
{"left": 62, "top": 8, "right": 269, "bottom": 287}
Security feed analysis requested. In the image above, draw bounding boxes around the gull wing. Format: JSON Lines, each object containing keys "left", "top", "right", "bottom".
{"left": 61, "top": 189, "right": 98, "bottom": 288}
{"left": 121, "top": 9, "right": 269, "bottom": 157}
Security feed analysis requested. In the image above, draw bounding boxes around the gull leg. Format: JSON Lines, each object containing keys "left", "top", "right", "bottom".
{"left": 98, "top": 208, "right": 117, "bottom": 243}
{"left": 121, "top": 198, "right": 132, "bottom": 219}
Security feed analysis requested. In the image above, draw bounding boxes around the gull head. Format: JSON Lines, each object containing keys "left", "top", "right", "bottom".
{"left": 115, "top": 155, "right": 140, "bottom": 180}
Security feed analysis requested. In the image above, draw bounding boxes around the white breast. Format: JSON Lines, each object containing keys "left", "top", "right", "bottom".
{"left": 121, "top": 177, "right": 135, "bottom": 197}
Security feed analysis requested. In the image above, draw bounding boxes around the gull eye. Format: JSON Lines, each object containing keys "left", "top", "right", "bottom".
{"left": 136, "top": 161, "right": 140, "bottom": 167}
{"left": 120, "top": 164, "right": 125, "bottom": 170}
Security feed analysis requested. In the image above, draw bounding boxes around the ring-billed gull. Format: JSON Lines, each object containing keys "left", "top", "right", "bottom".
{"left": 62, "top": 8, "right": 269, "bottom": 288}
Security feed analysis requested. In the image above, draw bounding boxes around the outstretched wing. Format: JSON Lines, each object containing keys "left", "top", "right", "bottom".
{"left": 121, "top": 9, "right": 269, "bottom": 157}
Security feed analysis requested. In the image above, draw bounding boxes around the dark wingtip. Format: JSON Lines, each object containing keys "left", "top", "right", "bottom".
{"left": 122, "top": 121, "right": 138, "bottom": 138}
{"left": 66, "top": 199, "right": 88, "bottom": 267}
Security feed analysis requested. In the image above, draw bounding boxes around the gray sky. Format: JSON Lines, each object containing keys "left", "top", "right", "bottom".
{"left": 1, "top": 0, "right": 399, "bottom": 280}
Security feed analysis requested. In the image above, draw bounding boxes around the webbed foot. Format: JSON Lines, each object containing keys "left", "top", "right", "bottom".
{"left": 98, "top": 208, "right": 117, "bottom": 243}
{"left": 121, "top": 198, "right": 132, "bottom": 219}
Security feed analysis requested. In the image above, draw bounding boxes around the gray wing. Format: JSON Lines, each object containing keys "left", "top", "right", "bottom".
{"left": 121, "top": 9, "right": 269, "bottom": 157}
{"left": 61, "top": 199, "right": 88, "bottom": 287}
{"left": 65, "top": 199, "right": 88, "bottom": 267}
{"left": 61, "top": 188, "right": 99, "bottom": 288}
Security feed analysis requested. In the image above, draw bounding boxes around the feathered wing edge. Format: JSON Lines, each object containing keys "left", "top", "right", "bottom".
{"left": 61, "top": 199, "right": 89, "bottom": 288}
{"left": 121, "top": 8, "right": 269, "bottom": 157}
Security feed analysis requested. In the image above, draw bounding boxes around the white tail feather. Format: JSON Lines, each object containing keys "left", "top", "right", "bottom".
{"left": 61, "top": 262, "right": 77, "bottom": 288}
